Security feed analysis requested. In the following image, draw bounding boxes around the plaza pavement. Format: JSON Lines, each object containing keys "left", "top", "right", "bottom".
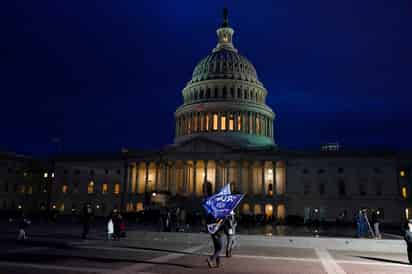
{"left": 0, "top": 224, "right": 411, "bottom": 274}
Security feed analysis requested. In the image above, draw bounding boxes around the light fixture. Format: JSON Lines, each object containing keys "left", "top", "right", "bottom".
{"left": 44, "top": 172, "right": 48, "bottom": 178}
{"left": 18, "top": 205, "right": 22, "bottom": 209}
{"left": 52, "top": 205, "right": 56, "bottom": 209}
{"left": 152, "top": 192, "right": 157, "bottom": 197}
{"left": 96, "top": 205, "right": 100, "bottom": 209}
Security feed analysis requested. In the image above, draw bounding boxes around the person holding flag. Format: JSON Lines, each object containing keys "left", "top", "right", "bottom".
{"left": 203, "top": 184, "right": 244, "bottom": 268}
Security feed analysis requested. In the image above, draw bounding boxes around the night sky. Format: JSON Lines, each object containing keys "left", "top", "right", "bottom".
{"left": 1, "top": 1, "right": 411, "bottom": 156}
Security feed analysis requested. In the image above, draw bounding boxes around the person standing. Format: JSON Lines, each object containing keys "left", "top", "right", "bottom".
{"left": 206, "top": 215, "right": 224, "bottom": 268}
{"left": 224, "top": 211, "right": 237, "bottom": 257}
{"left": 356, "top": 210, "right": 365, "bottom": 238}
{"left": 17, "top": 216, "right": 30, "bottom": 241}
{"left": 371, "top": 210, "right": 382, "bottom": 239}
{"left": 405, "top": 219, "right": 412, "bottom": 264}
{"left": 107, "top": 217, "right": 114, "bottom": 240}
{"left": 81, "top": 203, "right": 94, "bottom": 239}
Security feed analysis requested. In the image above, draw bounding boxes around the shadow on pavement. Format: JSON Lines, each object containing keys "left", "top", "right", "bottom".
{"left": 356, "top": 256, "right": 410, "bottom": 266}
{"left": 0, "top": 253, "right": 196, "bottom": 269}
{"left": 111, "top": 245, "right": 205, "bottom": 256}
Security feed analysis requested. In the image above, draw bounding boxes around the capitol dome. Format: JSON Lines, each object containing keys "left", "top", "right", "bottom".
{"left": 174, "top": 9, "right": 276, "bottom": 149}
{"left": 190, "top": 49, "right": 260, "bottom": 85}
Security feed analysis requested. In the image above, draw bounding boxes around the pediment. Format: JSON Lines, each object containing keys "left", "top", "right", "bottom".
{"left": 167, "top": 137, "right": 235, "bottom": 153}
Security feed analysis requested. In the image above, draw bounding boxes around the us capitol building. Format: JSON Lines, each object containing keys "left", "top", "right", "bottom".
{"left": 3, "top": 11, "right": 411, "bottom": 225}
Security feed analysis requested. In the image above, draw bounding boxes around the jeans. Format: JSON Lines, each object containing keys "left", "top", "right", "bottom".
{"left": 374, "top": 223, "right": 381, "bottom": 238}
{"left": 210, "top": 233, "right": 223, "bottom": 265}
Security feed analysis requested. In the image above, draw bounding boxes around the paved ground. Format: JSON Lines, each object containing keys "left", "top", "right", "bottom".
{"left": 0, "top": 228, "right": 410, "bottom": 274}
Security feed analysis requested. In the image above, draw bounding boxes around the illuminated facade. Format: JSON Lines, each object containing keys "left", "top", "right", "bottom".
{"left": 10, "top": 11, "right": 411, "bottom": 225}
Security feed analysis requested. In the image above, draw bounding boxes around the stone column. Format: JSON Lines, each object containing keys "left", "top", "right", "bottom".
{"left": 204, "top": 160, "right": 208, "bottom": 196}
{"left": 272, "top": 161, "right": 277, "bottom": 195}
{"left": 183, "top": 161, "right": 188, "bottom": 194}
{"left": 135, "top": 162, "right": 139, "bottom": 194}
{"left": 237, "top": 160, "right": 242, "bottom": 193}
{"left": 155, "top": 162, "right": 159, "bottom": 191}
{"left": 192, "top": 160, "right": 197, "bottom": 196}
{"left": 215, "top": 161, "right": 220, "bottom": 191}
{"left": 261, "top": 161, "right": 266, "bottom": 195}
{"left": 171, "top": 162, "right": 176, "bottom": 195}
{"left": 248, "top": 161, "right": 254, "bottom": 194}
{"left": 217, "top": 113, "right": 222, "bottom": 131}
{"left": 144, "top": 162, "right": 149, "bottom": 194}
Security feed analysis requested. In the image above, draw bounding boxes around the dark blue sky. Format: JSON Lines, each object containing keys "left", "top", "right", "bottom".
{"left": 1, "top": 0, "right": 411, "bottom": 155}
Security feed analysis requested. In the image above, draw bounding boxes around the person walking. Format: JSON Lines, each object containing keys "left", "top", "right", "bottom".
{"left": 371, "top": 210, "right": 382, "bottom": 239}
{"left": 356, "top": 210, "right": 365, "bottom": 238}
{"left": 224, "top": 211, "right": 237, "bottom": 257}
{"left": 405, "top": 219, "right": 412, "bottom": 264}
{"left": 81, "top": 203, "right": 94, "bottom": 239}
{"left": 17, "top": 216, "right": 30, "bottom": 241}
{"left": 107, "top": 216, "right": 114, "bottom": 240}
{"left": 206, "top": 214, "right": 224, "bottom": 268}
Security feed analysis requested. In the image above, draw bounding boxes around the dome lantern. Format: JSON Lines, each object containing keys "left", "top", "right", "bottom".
{"left": 213, "top": 8, "right": 237, "bottom": 53}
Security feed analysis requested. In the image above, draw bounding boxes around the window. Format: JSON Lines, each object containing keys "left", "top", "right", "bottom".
{"left": 20, "top": 185, "right": 26, "bottom": 193}
{"left": 338, "top": 180, "right": 346, "bottom": 196}
{"left": 75, "top": 169, "right": 80, "bottom": 175}
{"left": 27, "top": 185, "right": 32, "bottom": 195}
{"left": 205, "top": 114, "right": 209, "bottom": 131}
{"left": 376, "top": 182, "right": 382, "bottom": 196}
{"left": 62, "top": 184, "right": 68, "bottom": 194}
{"left": 317, "top": 169, "right": 325, "bottom": 174}
{"left": 105, "top": 169, "right": 109, "bottom": 175}
{"left": 400, "top": 170, "right": 406, "bottom": 177}
{"left": 268, "top": 183, "right": 273, "bottom": 196}
{"left": 359, "top": 183, "right": 366, "bottom": 196}
{"left": 117, "top": 170, "right": 121, "bottom": 175}
{"left": 237, "top": 114, "right": 241, "bottom": 131}
{"left": 114, "top": 183, "right": 120, "bottom": 195}
{"left": 90, "top": 170, "right": 94, "bottom": 175}
{"left": 402, "top": 186, "right": 408, "bottom": 199}
{"left": 249, "top": 114, "right": 253, "bottom": 134}
{"left": 304, "top": 183, "right": 311, "bottom": 195}
{"left": 213, "top": 113, "right": 218, "bottom": 130}
{"left": 102, "top": 183, "right": 108, "bottom": 194}
{"left": 338, "top": 168, "right": 344, "bottom": 174}
{"left": 88, "top": 181, "right": 95, "bottom": 194}
{"left": 63, "top": 169, "right": 68, "bottom": 174}
{"left": 228, "top": 114, "right": 234, "bottom": 131}
{"left": 319, "top": 183, "right": 325, "bottom": 195}
{"left": 4, "top": 182, "right": 8, "bottom": 192}
{"left": 302, "top": 169, "right": 309, "bottom": 174}
{"left": 373, "top": 168, "right": 382, "bottom": 174}
{"left": 221, "top": 114, "right": 226, "bottom": 130}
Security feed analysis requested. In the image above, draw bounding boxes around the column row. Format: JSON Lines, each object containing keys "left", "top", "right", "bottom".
{"left": 127, "top": 160, "right": 286, "bottom": 197}
{"left": 176, "top": 111, "right": 273, "bottom": 138}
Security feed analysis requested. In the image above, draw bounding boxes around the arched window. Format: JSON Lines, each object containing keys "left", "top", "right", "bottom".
{"left": 237, "top": 113, "right": 241, "bottom": 131}
{"left": 256, "top": 114, "right": 260, "bottom": 135}
{"left": 214, "top": 87, "right": 218, "bottom": 98}
{"left": 230, "top": 87, "right": 234, "bottom": 98}
{"left": 237, "top": 88, "right": 241, "bottom": 99}
{"left": 206, "top": 88, "right": 211, "bottom": 98}
{"left": 221, "top": 114, "right": 227, "bottom": 131}
{"left": 205, "top": 113, "right": 210, "bottom": 131}
{"left": 212, "top": 113, "right": 218, "bottom": 130}
{"left": 228, "top": 113, "right": 234, "bottom": 131}
{"left": 199, "top": 89, "right": 204, "bottom": 99}
{"left": 87, "top": 181, "right": 94, "bottom": 194}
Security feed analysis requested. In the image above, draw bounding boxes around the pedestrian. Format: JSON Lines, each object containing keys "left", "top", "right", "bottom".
{"left": 404, "top": 219, "right": 412, "bottom": 264}
{"left": 17, "top": 216, "right": 30, "bottom": 241}
{"left": 81, "top": 203, "right": 94, "bottom": 239}
{"left": 119, "top": 214, "right": 126, "bottom": 238}
{"left": 224, "top": 211, "right": 237, "bottom": 257}
{"left": 371, "top": 210, "right": 382, "bottom": 239}
{"left": 206, "top": 214, "right": 224, "bottom": 268}
{"left": 112, "top": 209, "right": 121, "bottom": 240}
{"left": 107, "top": 216, "right": 114, "bottom": 240}
{"left": 356, "top": 209, "right": 365, "bottom": 237}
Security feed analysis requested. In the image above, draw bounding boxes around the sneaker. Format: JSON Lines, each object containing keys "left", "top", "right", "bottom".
{"left": 206, "top": 258, "right": 214, "bottom": 268}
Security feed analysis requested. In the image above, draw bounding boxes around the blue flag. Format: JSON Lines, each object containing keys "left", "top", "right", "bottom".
{"left": 202, "top": 184, "right": 244, "bottom": 219}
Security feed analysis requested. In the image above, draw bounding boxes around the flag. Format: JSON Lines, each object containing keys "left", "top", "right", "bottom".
{"left": 202, "top": 184, "right": 244, "bottom": 219}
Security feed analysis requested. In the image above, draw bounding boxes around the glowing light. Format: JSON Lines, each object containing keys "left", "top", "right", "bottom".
{"left": 402, "top": 186, "right": 408, "bottom": 199}
{"left": 52, "top": 205, "right": 56, "bottom": 209}
{"left": 44, "top": 172, "right": 48, "bottom": 178}
{"left": 17, "top": 205, "right": 22, "bottom": 209}
{"left": 152, "top": 192, "right": 157, "bottom": 197}
{"left": 400, "top": 170, "right": 406, "bottom": 177}
{"left": 51, "top": 172, "right": 55, "bottom": 178}
{"left": 96, "top": 205, "right": 100, "bottom": 209}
